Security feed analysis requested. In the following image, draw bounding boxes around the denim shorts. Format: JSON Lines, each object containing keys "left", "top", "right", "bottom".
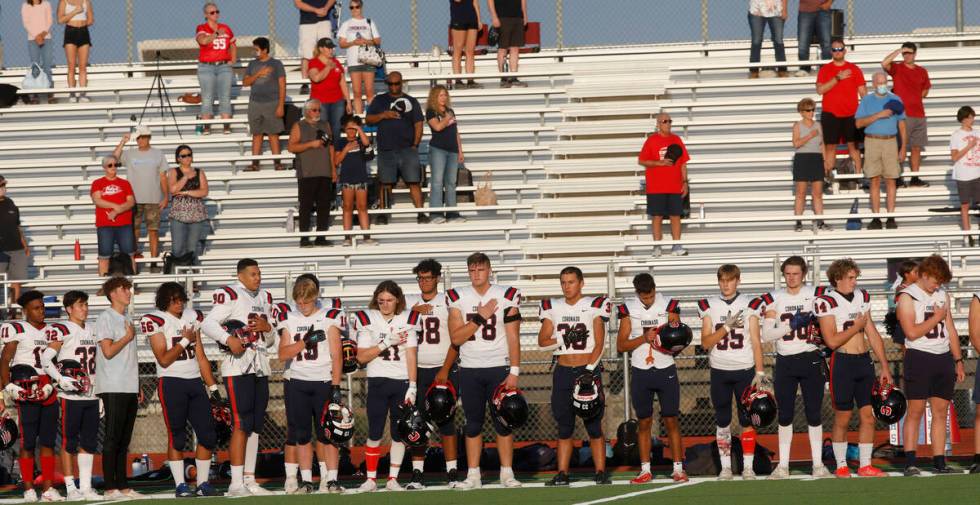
{"left": 377, "top": 148, "right": 421, "bottom": 184}
{"left": 341, "top": 182, "right": 368, "bottom": 191}
{"left": 348, "top": 64, "right": 376, "bottom": 73}
{"left": 96, "top": 225, "right": 136, "bottom": 259}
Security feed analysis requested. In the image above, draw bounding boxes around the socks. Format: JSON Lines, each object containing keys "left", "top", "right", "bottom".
{"left": 717, "top": 427, "right": 732, "bottom": 469}
{"left": 78, "top": 453, "right": 94, "bottom": 491}
{"left": 672, "top": 461, "right": 683, "bottom": 473}
{"left": 858, "top": 443, "right": 872, "bottom": 468}
{"left": 230, "top": 465, "right": 244, "bottom": 487}
{"left": 807, "top": 425, "right": 823, "bottom": 465}
{"left": 20, "top": 457, "right": 33, "bottom": 486}
{"left": 640, "top": 461, "right": 651, "bottom": 474}
{"left": 64, "top": 476, "right": 77, "bottom": 491}
{"left": 467, "top": 467, "right": 480, "bottom": 480}
{"left": 741, "top": 429, "right": 756, "bottom": 469}
{"left": 318, "top": 462, "right": 328, "bottom": 481}
{"left": 412, "top": 460, "right": 424, "bottom": 472}
{"left": 171, "top": 460, "right": 185, "bottom": 486}
{"left": 40, "top": 455, "right": 55, "bottom": 483}
{"left": 832, "top": 442, "right": 847, "bottom": 469}
{"left": 446, "top": 459, "right": 457, "bottom": 472}
{"left": 326, "top": 469, "right": 338, "bottom": 482}
{"left": 365, "top": 445, "right": 381, "bottom": 479}
{"left": 196, "top": 458, "right": 211, "bottom": 484}
{"left": 245, "top": 433, "right": 259, "bottom": 473}
{"left": 933, "top": 455, "right": 946, "bottom": 470}
{"left": 905, "top": 450, "right": 917, "bottom": 468}
{"left": 284, "top": 462, "right": 298, "bottom": 481}
{"left": 300, "top": 469, "right": 312, "bottom": 482}
{"left": 777, "top": 424, "right": 792, "bottom": 468}
{"left": 500, "top": 466, "right": 514, "bottom": 480}
{"left": 389, "top": 442, "right": 405, "bottom": 479}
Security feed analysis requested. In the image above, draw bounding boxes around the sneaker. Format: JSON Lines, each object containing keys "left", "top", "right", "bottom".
{"left": 80, "top": 489, "right": 102, "bottom": 500}
{"left": 903, "top": 466, "right": 922, "bottom": 477}
{"left": 101, "top": 490, "right": 123, "bottom": 501}
{"left": 41, "top": 489, "right": 63, "bottom": 502}
{"left": 417, "top": 214, "right": 431, "bottom": 224}
{"left": 357, "top": 479, "right": 377, "bottom": 493}
{"left": 226, "top": 484, "right": 250, "bottom": 497}
{"left": 857, "top": 465, "right": 886, "bottom": 477}
{"left": 118, "top": 490, "right": 146, "bottom": 500}
{"left": 748, "top": 70, "right": 760, "bottom": 79}
{"left": 362, "top": 238, "right": 379, "bottom": 245}
{"left": 500, "top": 474, "right": 522, "bottom": 488}
{"left": 342, "top": 239, "right": 352, "bottom": 247}
{"left": 500, "top": 78, "right": 512, "bottom": 88}
{"left": 455, "top": 475, "right": 481, "bottom": 490}
{"left": 223, "top": 125, "right": 232, "bottom": 135}
{"left": 78, "top": 95, "right": 91, "bottom": 103}
{"left": 717, "top": 467, "right": 733, "bottom": 481}
{"left": 385, "top": 478, "right": 403, "bottom": 491}
{"left": 759, "top": 70, "right": 778, "bottom": 78}
{"left": 794, "top": 70, "right": 810, "bottom": 77}
{"left": 886, "top": 218, "right": 897, "bottom": 229}
{"left": 672, "top": 470, "right": 689, "bottom": 483}
{"left": 195, "top": 482, "right": 222, "bottom": 497}
{"left": 909, "top": 177, "right": 930, "bottom": 187}
{"left": 313, "top": 237, "right": 331, "bottom": 247}
{"left": 768, "top": 466, "right": 790, "bottom": 480}
{"left": 446, "top": 468, "right": 460, "bottom": 488}
{"left": 375, "top": 214, "right": 389, "bottom": 225}
{"left": 448, "top": 215, "right": 468, "bottom": 223}
{"left": 24, "top": 489, "right": 38, "bottom": 503}
{"left": 670, "top": 245, "right": 688, "bottom": 256}
{"left": 510, "top": 78, "right": 528, "bottom": 88}
{"left": 653, "top": 246, "right": 662, "bottom": 258}
{"left": 834, "top": 466, "right": 851, "bottom": 478}
{"left": 594, "top": 471, "right": 612, "bottom": 485}
{"left": 300, "top": 238, "right": 314, "bottom": 248}
{"left": 66, "top": 489, "right": 85, "bottom": 502}
{"left": 969, "top": 463, "right": 980, "bottom": 474}
{"left": 630, "top": 471, "right": 653, "bottom": 484}
{"left": 868, "top": 218, "right": 883, "bottom": 230}
{"left": 284, "top": 478, "right": 299, "bottom": 494}
{"left": 244, "top": 480, "right": 272, "bottom": 496}
{"left": 467, "top": 80, "right": 482, "bottom": 89}
{"left": 933, "top": 466, "right": 960, "bottom": 474}
{"left": 817, "top": 220, "right": 833, "bottom": 231}
{"left": 175, "top": 483, "right": 195, "bottom": 498}
{"left": 300, "top": 84, "right": 310, "bottom": 95}
{"left": 405, "top": 470, "right": 425, "bottom": 490}
{"left": 430, "top": 216, "right": 447, "bottom": 224}
{"left": 325, "top": 481, "right": 344, "bottom": 494}
{"left": 795, "top": 221, "right": 803, "bottom": 232}
{"left": 811, "top": 465, "right": 832, "bottom": 479}
{"left": 546, "top": 472, "right": 570, "bottom": 486}
{"left": 296, "top": 482, "right": 315, "bottom": 494}
{"left": 742, "top": 467, "right": 757, "bottom": 480}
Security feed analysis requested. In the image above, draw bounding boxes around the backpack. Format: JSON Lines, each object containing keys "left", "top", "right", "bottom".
{"left": 108, "top": 253, "right": 134, "bottom": 277}
{"left": 683, "top": 437, "right": 773, "bottom": 476}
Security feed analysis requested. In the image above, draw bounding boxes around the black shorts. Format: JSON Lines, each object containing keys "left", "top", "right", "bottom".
{"left": 450, "top": 21, "right": 479, "bottom": 31}
{"left": 710, "top": 367, "right": 754, "bottom": 428}
{"left": 552, "top": 365, "right": 604, "bottom": 440}
{"left": 630, "top": 365, "right": 680, "bottom": 419}
{"left": 417, "top": 366, "right": 458, "bottom": 437}
{"left": 497, "top": 17, "right": 525, "bottom": 48}
{"left": 973, "top": 365, "right": 980, "bottom": 404}
{"left": 903, "top": 348, "right": 955, "bottom": 401}
{"left": 774, "top": 351, "right": 825, "bottom": 426}
{"left": 285, "top": 379, "right": 333, "bottom": 445}
{"left": 63, "top": 26, "right": 92, "bottom": 47}
{"left": 366, "top": 377, "right": 409, "bottom": 442}
{"left": 646, "top": 193, "right": 684, "bottom": 217}
{"left": 225, "top": 374, "right": 270, "bottom": 436}
{"left": 60, "top": 398, "right": 100, "bottom": 454}
{"left": 828, "top": 352, "right": 875, "bottom": 411}
{"left": 792, "top": 152, "right": 825, "bottom": 182}
{"left": 15, "top": 401, "right": 59, "bottom": 451}
{"left": 158, "top": 376, "right": 217, "bottom": 451}
{"left": 821, "top": 112, "right": 857, "bottom": 144}
{"left": 458, "top": 366, "right": 510, "bottom": 437}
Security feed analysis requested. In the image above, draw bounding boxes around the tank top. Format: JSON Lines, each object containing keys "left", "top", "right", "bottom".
{"left": 796, "top": 120, "right": 822, "bottom": 154}
{"left": 171, "top": 168, "right": 207, "bottom": 223}
{"left": 67, "top": 0, "right": 87, "bottom": 22}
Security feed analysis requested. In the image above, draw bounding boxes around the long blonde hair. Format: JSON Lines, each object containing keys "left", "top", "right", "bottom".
{"left": 425, "top": 85, "right": 451, "bottom": 115}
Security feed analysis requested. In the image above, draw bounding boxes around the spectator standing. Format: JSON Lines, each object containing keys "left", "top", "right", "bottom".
{"left": 816, "top": 38, "right": 866, "bottom": 174}
{"left": 855, "top": 72, "right": 907, "bottom": 230}
{"left": 950, "top": 106, "right": 980, "bottom": 245}
{"left": 882, "top": 42, "right": 931, "bottom": 187}
{"left": 333, "top": 114, "right": 377, "bottom": 246}
{"left": 167, "top": 145, "right": 210, "bottom": 262}
{"left": 21, "top": 0, "right": 54, "bottom": 104}
{"left": 747, "top": 0, "right": 788, "bottom": 78}
{"left": 112, "top": 126, "right": 168, "bottom": 263}
{"left": 337, "top": 1, "right": 381, "bottom": 115}
{"left": 295, "top": 0, "right": 336, "bottom": 95}
{"left": 243, "top": 37, "right": 286, "bottom": 172}
{"left": 792, "top": 98, "right": 829, "bottom": 231}
{"left": 309, "top": 37, "right": 351, "bottom": 148}
{"left": 796, "top": 0, "right": 832, "bottom": 77}
{"left": 366, "top": 72, "right": 427, "bottom": 224}
{"left": 195, "top": 2, "right": 236, "bottom": 135}
{"left": 288, "top": 99, "right": 336, "bottom": 248}
{"left": 57, "top": 0, "right": 92, "bottom": 102}
{"left": 488, "top": 0, "right": 527, "bottom": 88}
{"left": 94, "top": 276, "right": 144, "bottom": 500}
{"left": 450, "top": 0, "right": 482, "bottom": 89}
{"left": 0, "top": 176, "right": 30, "bottom": 302}
{"left": 90, "top": 156, "right": 135, "bottom": 276}
{"left": 425, "top": 85, "right": 466, "bottom": 223}
{"left": 639, "top": 112, "right": 690, "bottom": 257}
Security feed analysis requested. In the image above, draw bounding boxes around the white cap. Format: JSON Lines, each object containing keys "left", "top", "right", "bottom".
{"left": 134, "top": 125, "right": 152, "bottom": 138}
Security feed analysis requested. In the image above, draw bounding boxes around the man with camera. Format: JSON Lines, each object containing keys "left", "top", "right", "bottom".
{"left": 287, "top": 99, "right": 336, "bottom": 248}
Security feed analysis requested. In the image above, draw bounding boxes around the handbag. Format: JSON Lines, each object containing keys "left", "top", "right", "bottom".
{"left": 163, "top": 251, "right": 196, "bottom": 275}
{"left": 357, "top": 19, "right": 387, "bottom": 67}
{"left": 21, "top": 63, "right": 51, "bottom": 90}
{"left": 456, "top": 164, "right": 474, "bottom": 203}
{"left": 474, "top": 172, "right": 497, "bottom": 206}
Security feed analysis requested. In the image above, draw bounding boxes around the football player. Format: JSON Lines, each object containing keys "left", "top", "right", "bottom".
{"left": 405, "top": 259, "right": 459, "bottom": 489}
{"left": 40, "top": 291, "right": 99, "bottom": 501}
{"left": 0, "top": 290, "right": 63, "bottom": 502}
{"left": 896, "top": 254, "right": 964, "bottom": 476}
{"left": 447, "top": 252, "right": 523, "bottom": 489}
{"left": 754, "top": 256, "right": 830, "bottom": 479}
{"left": 353, "top": 281, "right": 421, "bottom": 492}
{"left": 538, "top": 266, "right": 611, "bottom": 486}
{"left": 201, "top": 259, "right": 276, "bottom": 496}
{"left": 697, "top": 264, "right": 765, "bottom": 480}
{"left": 276, "top": 277, "right": 345, "bottom": 494}
{"left": 616, "top": 273, "right": 687, "bottom": 483}
{"left": 815, "top": 259, "right": 893, "bottom": 478}
{"left": 142, "top": 282, "right": 223, "bottom": 497}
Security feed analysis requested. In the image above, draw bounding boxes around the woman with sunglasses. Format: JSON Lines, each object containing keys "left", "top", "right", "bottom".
{"left": 337, "top": 1, "right": 381, "bottom": 114}
{"left": 791, "top": 97, "right": 828, "bottom": 232}
{"left": 90, "top": 156, "right": 136, "bottom": 276}
{"left": 167, "top": 145, "right": 210, "bottom": 264}
{"left": 195, "top": 2, "right": 236, "bottom": 135}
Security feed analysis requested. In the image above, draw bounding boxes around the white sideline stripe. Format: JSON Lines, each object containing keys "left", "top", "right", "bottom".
{"left": 572, "top": 480, "right": 702, "bottom": 505}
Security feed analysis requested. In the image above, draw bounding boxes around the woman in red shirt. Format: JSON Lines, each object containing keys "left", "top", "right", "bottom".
{"left": 308, "top": 37, "right": 351, "bottom": 142}
{"left": 89, "top": 156, "right": 136, "bottom": 276}
{"left": 195, "top": 2, "right": 236, "bottom": 134}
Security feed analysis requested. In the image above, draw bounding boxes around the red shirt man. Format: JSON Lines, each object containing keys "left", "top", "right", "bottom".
{"left": 817, "top": 60, "right": 865, "bottom": 118}
{"left": 639, "top": 134, "right": 689, "bottom": 194}
{"left": 881, "top": 42, "right": 931, "bottom": 186}
{"left": 816, "top": 38, "right": 867, "bottom": 173}
{"left": 638, "top": 113, "right": 690, "bottom": 257}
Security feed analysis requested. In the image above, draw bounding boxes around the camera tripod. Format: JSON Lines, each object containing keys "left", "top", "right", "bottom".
{"left": 138, "top": 50, "right": 182, "bottom": 138}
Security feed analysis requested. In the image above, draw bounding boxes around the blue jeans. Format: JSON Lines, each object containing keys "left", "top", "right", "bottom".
{"left": 96, "top": 225, "right": 135, "bottom": 259}
{"left": 797, "top": 10, "right": 832, "bottom": 72}
{"left": 324, "top": 98, "right": 346, "bottom": 143}
{"left": 197, "top": 63, "right": 233, "bottom": 116}
{"left": 170, "top": 219, "right": 206, "bottom": 263}
{"left": 428, "top": 146, "right": 459, "bottom": 218}
{"left": 28, "top": 40, "right": 54, "bottom": 83}
{"left": 748, "top": 13, "right": 786, "bottom": 73}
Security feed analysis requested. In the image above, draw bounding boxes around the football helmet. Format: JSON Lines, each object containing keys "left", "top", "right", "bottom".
{"left": 340, "top": 337, "right": 358, "bottom": 374}
{"left": 396, "top": 402, "right": 430, "bottom": 448}
{"left": 561, "top": 326, "right": 589, "bottom": 350}
{"left": 655, "top": 321, "right": 693, "bottom": 355}
{"left": 0, "top": 413, "right": 17, "bottom": 450}
{"left": 9, "top": 364, "right": 50, "bottom": 403}
{"left": 739, "top": 385, "right": 777, "bottom": 429}
{"left": 616, "top": 419, "right": 639, "bottom": 449}
{"left": 871, "top": 381, "right": 907, "bottom": 425}
{"left": 489, "top": 384, "right": 529, "bottom": 431}
{"left": 219, "top": 319, "right": 256, "bottom": 351}
{"left": 571, "top": 372, "right": 603, "bottom": 420}
{"left": 319, "top": 402, "right": 355, "bottom": 446}
{"left": 423, "top": 381, "right": 458, "bottom": 426}
{"left": 211, "top": 401, "right": 233, "bottom": 447}
{"left": 56, "top": 359, "right": 92, "bottom": 396}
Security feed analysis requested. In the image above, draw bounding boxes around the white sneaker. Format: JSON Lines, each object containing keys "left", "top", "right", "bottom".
{"left": 670, "top": 245, "right": 688, "bottom": 256}
{"left": 653, "top": 246, "right": 662, "bottom": 258}
{"left": 80, "top": 489, "right": 101, "bottom": 501}
{"left": 244, "top": 481, "right": 272, "bottom": 496}
{"left": 119, "top": 489, "right": 146, "bottom": 500}
{"left": 40, "top": 488, "right": 64, "bottom": 502}
{"left": 794, "top": 70, "right": 810, "bottom": 77}
{"left": 742, "top": 467, "right": 757, "bottom": 480}
{"left": 768, "top": 466, "right": 790, "bottom": 480}
{"left": 317, "top": 479, "right": 328, "bottom": 493}
{"left": 759, "top": 70, "right": 778, "bottom": 78}
{"left": 717, "top": 467, "right": 733, "bottom": 481}
{"left": 455, "top": 475, "right": 481, "bottom": 490}
{"left": 385, "top": 478, "right": 404, "bottom": 491}
{"left": 500, "top": 475, "right": 522, "bottom": 488}
{"left": 23, "top": 489, "right": 38, "bottom": 503}
{"left": 430, "top": 216, "right": 447, "bottom": 224}
{"left": 811, "top": 464, "right": 832, "bottom": 479}
{"left": 66, "top": 488, "right": 84, "bottom": 501}
{"left": 226, "top": 484, "right": 251, "bottom": 497}
{"left": 77, "top": 96, "right": 91, "bottom": 103}
{"left": 448, "top": 215, "right": 467, "bottom": 223}
{"left": 284, "top": 478, "right": 299, "bottom": 494}
{"left": 357, "top": 479, "right": 377, "bottom": 493}
{"left": 101, "top": 490, "right": 124, "bottom": 500}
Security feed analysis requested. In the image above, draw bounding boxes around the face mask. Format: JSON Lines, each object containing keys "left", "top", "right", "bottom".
{"left": 876, "top": 85, "right": 888, "bottom": 95}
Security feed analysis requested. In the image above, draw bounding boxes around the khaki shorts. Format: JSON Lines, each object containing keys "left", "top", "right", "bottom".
{"left": 906, "top": 116, "right": 928, "bottom": 148}
{"left": 248, "top": 100, "right": 285, "bottom": 136}
{"left": 299, "top": 21, "right": 332, "bottom": 60}
{"left": 133, "top": 203, "right": 161, "bottom": 232}
{"left": 863, "top": 136, "right": 901, "bottom": 179}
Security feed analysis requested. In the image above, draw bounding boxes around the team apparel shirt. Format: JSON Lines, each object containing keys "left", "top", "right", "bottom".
{"left": 814, "top": 289, "right": 872, "bottom": 345}
{"left": 201, "top": 282, "right": 275, "bottom": 377}
{"left": 696, "top": 293, "right": 757, "bottom": 371}
{"left": 196, "top": 23, "right": 235, "bottom": 63}
{"left": 446, "top": 285, "right": 523, "bottom": 368}
{"left": 752, "top": 285, "right": 827, "bottom": 356}
{"left": 274, "top": 304, "right": 344, "bottom": 381}
{"left": 53, "top": 321, "right": 97, "bottom": 400}
{"left": 405, "top": 293, "right": 452, "bottom": 368}
{"left": 140, "top": 308, "right": 204, "bottom": 379}
{"left": 899, "top": 284, "right": 950, "bottom": 354}
{"left": 352, "top": 309, "right": 421, "bottom": 380}
{"left": 617, "top": 294, "right": 680, "bottom": 370}
{"left": 539, "top": 296, "right": 611, "bottom": 356}
{"left": 1, "top": 321, "right": 66, "bottom": 374}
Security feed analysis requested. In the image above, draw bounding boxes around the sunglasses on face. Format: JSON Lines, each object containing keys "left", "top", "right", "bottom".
{"left": 831, "top": 47, "right": 845, "bottom": 52}
{"left": 385, "top": 81, "right": 403, "bottom": 86}
{"left": 802, "top": 108, "right": 815, "bottom": 112}
{"left": 178, "top": 153, "right": 193, "bottom": 159}
{"left": 208, "top": 10, "right": 219, "bottom": 15}
{"left": 308, "top": 108, "right": 321, "bottom": 112}
{"left": 660, "top": 119, "right": 672, "bottom": 124}
{"left": 350, "top": 5, "right": 361, "bottom": 9}
{"left": 105, "top": 163, "right": 119, "bottom": 168}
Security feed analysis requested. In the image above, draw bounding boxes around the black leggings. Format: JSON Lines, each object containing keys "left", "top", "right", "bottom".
{"left": 99, "top": 393, "right": 138, "bottom": 490}
{"left": 298, "top": 177, "right": 333, "bottom": 233}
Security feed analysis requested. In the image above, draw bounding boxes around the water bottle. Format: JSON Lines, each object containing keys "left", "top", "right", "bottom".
{"left": 195, "top": 116, "right": 204, "bottom": 136}
{"left": 131, "top": 458, "right": 144, "bottom": 476}
{"left": 142, "top": 453, "right": 152, "bottom": 472}
{"left": 286, "top": 209, "right": 295, "bottom": 233}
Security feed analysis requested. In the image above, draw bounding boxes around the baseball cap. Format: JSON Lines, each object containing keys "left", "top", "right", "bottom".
{"left": 134, "top": 125, "right": 153, "bottom": 138}
{"left": 317, "top": 37, "right": 336, "bottom": 49}
{"left": 884, "top": 100, "right": 905, "bottom": 116}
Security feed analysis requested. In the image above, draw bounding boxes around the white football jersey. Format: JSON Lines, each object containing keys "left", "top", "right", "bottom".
{"left": 276, "top": 305, "right": 344, "bottom": 381}
{"left": 141, "top": 308, "right": 204, "bottom": 379}
{"left": 814, "top": 289, "right": 872, "bottom": 345}
{"left": 754, "top": 285, "right": 827, "bottom": 356}
{"left": 201, "top": 282, "right": 276, "bottom": 377}
{"left": 446, "top": 284, "right": 523, "bottom": 368}
{"left": 617, "top": 293, "right": 679, "bottom": 370}
{"left": 405, "top": 292, "right": 452, "bottom": 368}
{"left": 53, "top": 321, "right": 98, "bottom": 400}
{"left": 352, "top": 309, "right": 421, "bottom": 380}
{"left": 1, "top": 320, "right": 66, "bottom": 374}
{"left": 697, "top": 293, "right": 757, "bottom": 371}
{"left": 899, "top": 283, "right": 950, "bottom": 354}
{"left": 539, "top": 296, "right": 610, "bottom": 356}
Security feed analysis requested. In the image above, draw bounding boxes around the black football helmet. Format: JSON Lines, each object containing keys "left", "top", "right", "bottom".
{"left": 10, "top": 364, "right": 49, "bottom": 402}
{"left": 871, "top": 381, "right": 907, "bottom": 425}
{"left": 739, "top": 385, "right": 777, "bottom": 429}
{"left": 319, "top": 402, "right": 355, "bottom": 446}
{"left": 655, "top": 321, "right": 693, "bottom": 355}
{"left": 489, "top": 384, "right": 529, "bottom": 431}
{"left": 211, "top": 401, "right": 233, "bottom": 447}
{"left": 341, "top": 337, "right": 358, "bottom": 374}
{"left": 56, "top": 359, "right": 92, "bottom": 396}
{"left": 616, "top": 419, "right": 639, "bottom": 449}
{"left": 571, "top": 372, "right": 603, "bottom": 420}
{"left": 219, "top": 319, "right": 255, "bottom": 351}
{"left": 0, "top": 413, "right": 17, "bottom": 450}
{"left": 423, "top": 381, "right": 458, "bottom": 426}
{"left": 396, "top": 402, "right": 430, "bottom": 448}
